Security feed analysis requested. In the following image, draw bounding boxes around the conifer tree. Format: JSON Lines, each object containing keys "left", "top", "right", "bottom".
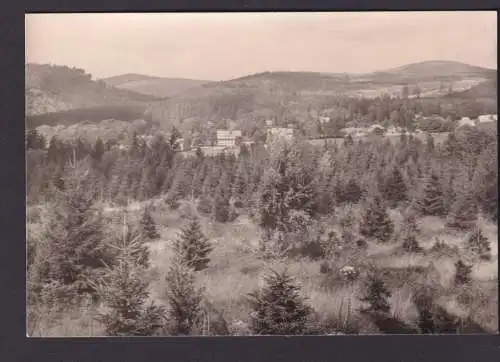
{"left": 402, "top": 233, "right": 423, "bottom": 253}
{"left": 91, "top": 137, "right": 105, "bottom": 163}
{"left": 383, "top": 165, "right": 407, "bottom": 207}
{"left": 92, "top": 221, "right": 164, "bottom": 336}
{"left": 466, "top": 227, "right": 491, "bottom": 261}
{"left": 359, "top": 195, "right": 394, "bottom": 242}
{"left": 416, "top": 172, "right": 446, "bottom": 216}
{"left": 164, "top": 256, "right": 204, "bottom": 335}
{"left": 174, "top": 217, "right": 212, "bottom": 271}
{"left": 42, "top": 183, "right": 111, "bottom": 294}
{"left": 359, "top": 273, "right": 392, "bottom": 314}
{"left": 212, "top": 172, "right": 231, "bottom": 222}
{"left": 247, "top": 270, "right": 313, "bottom": 335}
{"left": 139, "top": 206, "right": 160, "bottom": 240}
{"left": 446, "top": 194, "right": 478, "bottom": 231}
{"left": 454, "top": 260, "right": 472, "bottom": 286}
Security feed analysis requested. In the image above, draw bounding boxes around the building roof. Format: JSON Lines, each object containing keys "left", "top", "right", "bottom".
{"left": 216, "top": 130, "right": 242, "bottom": 138}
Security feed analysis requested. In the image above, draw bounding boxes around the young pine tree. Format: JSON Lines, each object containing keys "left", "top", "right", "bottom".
{"left": 359, "top": 195, "right": 394, "bottom": 242}
{"left": 164, "top": 256, "right": 204, "bottom": 335}
{"left": 401, "top": 210, "right": 422, "bottom": 252}
{"left": 92, "top": 220, "right": 165, "bottom": 336}
{"left": 383, "top": 165, "right": 407, "bottom": 208}
{"left": 247, "top": 270, "right": 313, "bottom": 335}
{"left": 466, "top": 227, "right": 491, "bottom": 261}
{"left": 139, "top": 206, "right": 160, "bottom": 240}
{"left": 174, "top": 217, "right": 213, "bottom": 271}
{"left": 42, "top": 184, "right": 111, "bottom": 295}
{"left": 416, "top": 172, "right": 446, "bottom": 217}
{"left": 454, "top": 260, "right": 472, "bottom": 286}
{"left": 359, "top": 273, "right": 392, "bottom": 314}
{"left": 446, "top": 195, "right": 478, "bottom": 231}
{"left": 402, "top": 233, "right": 423, "bottom": 253}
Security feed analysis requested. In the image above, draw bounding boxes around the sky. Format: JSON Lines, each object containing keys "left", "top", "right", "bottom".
{"left": 25, "top": 12, "right": 497, "bottom": 81}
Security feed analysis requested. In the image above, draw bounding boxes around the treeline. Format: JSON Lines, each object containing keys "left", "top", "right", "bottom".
{"left": 27, "top": 124, "right": 497, "bottom": 223}
{"left": 26, "top": 105, "right": 149, "bottom": 128}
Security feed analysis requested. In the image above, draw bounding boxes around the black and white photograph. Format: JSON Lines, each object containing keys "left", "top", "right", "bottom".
{"left": 25, "top": 11, "right": 497, "bottom": 337}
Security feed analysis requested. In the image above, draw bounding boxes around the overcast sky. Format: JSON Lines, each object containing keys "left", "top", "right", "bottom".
{"left": 26, "top": 12, "right": 497, "bottom": 81}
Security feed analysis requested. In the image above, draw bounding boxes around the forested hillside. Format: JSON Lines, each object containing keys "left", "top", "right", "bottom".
{"left": 25, "top": 64, "right": 159, "bottom": 117}
{"left": 27, "top": 123, "right": 498, "bottom": 335}
{"left": 101, "top": 73, "right": 211, "bottom": 98}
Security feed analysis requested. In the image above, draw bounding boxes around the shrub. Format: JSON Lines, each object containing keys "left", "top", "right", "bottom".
{"left": 359, "top": 195, "right": 394, "bottom": 242}
{"left": 139, "top": 206, "right": 160, "bottom": 240}
{"left": 402, "top": 234, "right": 423, "bottom": 253}
{"left": 466, "top": 227, "right": 491, "bottom": 260}
{"left": 446, "top": 195, "right": 478, "bottom": 231}
{"left": 454, "top": 260, "right": 472, "bottom": 286}
{"left": 359, "top": 273, "right": 392, "bottom": 314}
{"left": 247, "top": 270, "right": 313, "bottom": 335}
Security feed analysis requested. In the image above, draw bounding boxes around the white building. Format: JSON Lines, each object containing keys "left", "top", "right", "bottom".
{"left": 267, "top": 127, "right": 295, "bottom": 142}
{"left": 477, "top": 114, "right": 497, "bottom": 124}
{"left": 458, "top": 117, "right": 475, "bottom": 128}
{"left": 216, "top": 130, "right": 242, "bottom": 147}
{"left": 174, "top": 138, "right": 185, "bottom": 151}
{"left": 318, "top": 116, "right": 330, "bottom": 124}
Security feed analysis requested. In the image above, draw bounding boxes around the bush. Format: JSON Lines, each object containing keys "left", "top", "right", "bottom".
{"left": 139, "top": 206, "right": 160, "bottom": 240}
{"left": 454, "top": 260, "right": 472, "bottom": 286}
{"left": 466, "top": 227, "right": 491, "bottom": 260}
{"left": 359, "top": 273, "right": 392, "bottom": 314}
{"left": 359, "top": 196, "right": 394, "bottom": 242}
{"left": 247, "top": 270, "right": 313, "bottom": 335}
{"left": 402, "top": 234, "right": 423, "bottom": 253}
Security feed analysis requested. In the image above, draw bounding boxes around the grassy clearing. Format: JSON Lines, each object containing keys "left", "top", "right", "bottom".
{"left": 27, "top": 199, "right": 498, "bottom": 335}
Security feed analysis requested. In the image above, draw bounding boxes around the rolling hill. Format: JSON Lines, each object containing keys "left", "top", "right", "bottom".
{"left": 367, "top": 60, "right": 497, "bottom": 83}
{"left": 101, "top": 73, "right": 211, "bottom": 98}
{"left": 149, "top": 60, "right": 496, "bottom": 128}
{"left": 25, "top": 64, "right": 160, "bottom": 117}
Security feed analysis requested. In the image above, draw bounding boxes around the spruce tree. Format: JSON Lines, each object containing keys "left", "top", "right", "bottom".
{"left": 174, "top": 217, "right": 212, "bottom": 271}
{"left": 139, "top": 206, "right": 160, "bottom": 240}
{"left": 416, "top": 172, "right": 446, "bottom": 216}
{"left": 402, "top": 233, "right": 423, "bottom": 253}
{"left": 454, "top": 260, "right": 472, "bottom": 286}
{"left": 383, "top": 165, "right": 407, "bottom": 207}
{"left": 91, "top": 137, "right": 105, "bottom": 163}
{"left": 446, "top": 195, "right": 478, "bottom": 231}
{"left": 359, "top": 195, "right": 394, "bottom": 242}
{"left": 164, "top": 256, "right": 204, "bottom": 335}
{"left": 359, "top": 273, "right": 392, "bottom": 314}
{"left": 247, "top": 270, "right": 313, "bottom": 335}
{"left": 466, "top": 228, "right": 491, "bottom": 261}
{"left": 42, "top": 184, "right": 111, "bottom": 294}
{"left": 92, "top": 222, "right": 164, "bottom": 336}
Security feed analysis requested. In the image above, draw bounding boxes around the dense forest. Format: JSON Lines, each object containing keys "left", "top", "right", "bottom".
{"left": 27, "top": 120, "right": 498, "bottom": 335}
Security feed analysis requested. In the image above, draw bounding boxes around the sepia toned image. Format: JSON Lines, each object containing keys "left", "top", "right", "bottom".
{"left": 26, "top": 11, "right": 497, "bottom": 337}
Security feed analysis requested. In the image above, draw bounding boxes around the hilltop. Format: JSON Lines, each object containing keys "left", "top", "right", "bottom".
{"left": 101, "top": 73, "right": 211, "bottom": 98}
{"left": 25, "top": 64, "right": 160, "bottom": 117}
{"left": 148, "top": 60, "right": 496, "bottom": 130}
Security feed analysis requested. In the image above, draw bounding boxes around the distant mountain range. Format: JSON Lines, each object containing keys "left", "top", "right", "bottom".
{"left": 26, "top": 60, "right": 496, "bottom": 131}
{"left": 101, "top": 73, "right": 211, "bottom": 98}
